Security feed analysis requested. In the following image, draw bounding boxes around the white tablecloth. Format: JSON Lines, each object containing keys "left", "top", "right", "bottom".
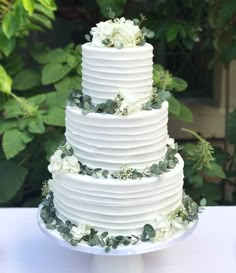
{"left": 0, "top": 207, "right": 235, "bottom": 273}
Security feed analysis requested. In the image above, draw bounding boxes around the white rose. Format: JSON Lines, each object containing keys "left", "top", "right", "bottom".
{"left": 62, "top": 155, "right": 80, "bottom": 173}
{"left": 48, "top": 149, "right": 63, "bottom": 173}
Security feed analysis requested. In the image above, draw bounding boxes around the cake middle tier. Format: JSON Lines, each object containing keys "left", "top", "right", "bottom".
{"left": 65, "top": 101, "right": 169, "bottom": 171}
{"left": 82, "top": 42, "right": 153, "bottom": 104}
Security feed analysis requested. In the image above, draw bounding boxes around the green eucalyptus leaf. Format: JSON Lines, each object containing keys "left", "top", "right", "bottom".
{"left": 3, "top": 129, "right": 33, "bottom": 159}
{"left": 0, "top": 158, "right": 28, "bottom": 203}
{"left": 42, "top": 63, "right": 72, "bottom": 85}
{"left": 13, "top": 68, "right": 41, "bottom": 90}
{"left": 0, "top": 65, "right": 12, "bottom": 95}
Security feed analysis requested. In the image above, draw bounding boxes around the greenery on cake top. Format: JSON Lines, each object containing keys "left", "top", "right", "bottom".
{"left": 48, "top": 142, "right": 179, "bottom": 180}
{"left": 68, "top": 88, "right": 170, "bottom": 116}
{"left": 40, "top": 191, "right": 203, "bottom": 252}
{"left": 85, "top": 12, "right": 154, "bottom": 49}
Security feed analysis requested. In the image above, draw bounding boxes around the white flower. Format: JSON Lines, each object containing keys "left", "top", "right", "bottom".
{"left": 48, "top": 179, "right": 54, "bottom": 191}
{"left": 167, "top": 137, "right": 175, "bottom": 149}
{"left": 90, "top": 17, "right": 144, "bottom": 48}
{"left": 48, "top": 149, "right": 63, "bottom": 173}
{"left": 62, "top": 155, "right": 80, "bottom": 173}
{"left": 115, "top": 90, "right": 143, "bottom": 115}
{"left": 48, "top": 148, "right": 80, "bottom": 173}
{"left": 71, "top": 224, "right": 91, "bottom": 240}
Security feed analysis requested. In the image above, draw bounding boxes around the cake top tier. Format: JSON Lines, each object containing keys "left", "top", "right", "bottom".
{"left": 88, "top": 17, "right": 154, "bottom": 49}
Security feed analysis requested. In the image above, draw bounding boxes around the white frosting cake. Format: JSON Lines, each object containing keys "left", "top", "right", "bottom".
{"left": 82, "top": 43, "right": 153, "bottom": 104}
{"left": 49, "top": 25, "right": 185, "bottom": 237}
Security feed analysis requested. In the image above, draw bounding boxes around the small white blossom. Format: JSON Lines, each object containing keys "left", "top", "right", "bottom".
{"left": 167, "top": 137, "right": 175, "bottom": 149}
{"left": 71, "top": 224, "right": 91, "bottom": 240}
{"left": 115, "top": 90, "right": 143, "bottom": 115}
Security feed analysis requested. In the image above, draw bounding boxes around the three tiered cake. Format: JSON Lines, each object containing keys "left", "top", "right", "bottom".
{"left": 40, "top": 17, "right": 199, "bottom": 249}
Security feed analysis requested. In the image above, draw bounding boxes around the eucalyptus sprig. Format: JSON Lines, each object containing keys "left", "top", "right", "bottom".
{"left": 143, "top": 88, "right": 171, "bottom": 110}
{"left": 57, "top": 143, "right": 179, "bottom": 180}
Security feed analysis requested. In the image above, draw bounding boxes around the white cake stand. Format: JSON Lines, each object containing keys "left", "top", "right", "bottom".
{"left": 38, "top": 210, "right": 197, "bottom": 273}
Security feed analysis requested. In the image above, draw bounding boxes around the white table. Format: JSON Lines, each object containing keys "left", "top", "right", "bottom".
{"left": 0, "top": 207, "right": 235, "bottom": 273}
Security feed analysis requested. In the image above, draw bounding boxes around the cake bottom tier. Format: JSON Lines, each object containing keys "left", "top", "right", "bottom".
{"left": 51, "top": 154, "right": 184, "bottom": 236}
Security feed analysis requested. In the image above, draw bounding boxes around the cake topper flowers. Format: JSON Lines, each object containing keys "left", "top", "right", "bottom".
{"left": 86, "top": 12, "right": 154, "bottom": 49}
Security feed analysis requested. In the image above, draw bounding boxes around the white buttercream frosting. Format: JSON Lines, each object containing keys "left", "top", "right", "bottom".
{"left": 82, "top": 43, "right": 153, "bottom": 104}
{"left": 65, "top": 101, "right": 169, "bottom": 171}
{"left": 52, "top": 154, "right": 184, "bottom": 235}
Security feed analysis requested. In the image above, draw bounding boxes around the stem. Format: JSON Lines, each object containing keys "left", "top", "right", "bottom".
{"left": 181, "top": 128, "right": 203, "bottom": 141}
{"left": 16, "top": 153, "right": 31, "bottom": 168}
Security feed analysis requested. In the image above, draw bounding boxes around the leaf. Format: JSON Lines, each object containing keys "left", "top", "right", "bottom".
{"left": 43, "top": 130, "right": 64, "bottom": 160}
{"left": 55, "top": 76, "right": 82, "bottom": 92}
{"left": 0, "top": 158, "right": 28, "bottom": 203}
{"left": 3, "top": 99, "right": 22, "bottom": 119}
{"left": 43, "top": 107, "right": 65, "bottom": 127}
{"left": 22, "top": 0, "right": 35, "bottom": 15}
{"left": 204, "top": 162, "right": 225, "bottom": 179}
{"left": 3, "top": 129, "right": 33, "bottom": 159}
{"left": 171, "top": 77, "right": 188, "bottom": 92}
{"left": 187, "top": 174, "right": 203, "bottom": 188}
{"left": 28, "top": 113, "right": 45, "bottom": 134}
{"left": 39, "top": 0, "right": 57, "bottom": 10}
{"left": 13, "top": 68, "right": 41, "bottom": 90}
{"left": 42, "top": 63, "right": 72, "bottom": 85}
{"left": 227, "top": 109, "right": 236, "bottom": 144}
{"left": 166, "top": 24, "right": 178, "bottom": 42}
{"left": 4, "top": 53, "right": 24, "bottom": 76}
{"left": 0, "top": 119, "right": 18, "bottom": 135}
{"left": 0, "top": 65, "right": 12, "bottom": 95}
{"left": 34, "top": 2, "right": 55, "bottom": 19}
{"left": 168, "top": 96, "right": 181, "bottom": 116}
{"left": 0, "top": 30, "right": 16, "bottom": 57}
{"left": 30, "top": 13, "right": 53, "bottom": 29}
{"left": 96, "top": 0, "right": 127, "bottom": 17}
{"left": 2, "top": 10, "right": 21, "bottom": 39}
{"left": 178, "top": 102, "right": 193, "bottom": 122}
